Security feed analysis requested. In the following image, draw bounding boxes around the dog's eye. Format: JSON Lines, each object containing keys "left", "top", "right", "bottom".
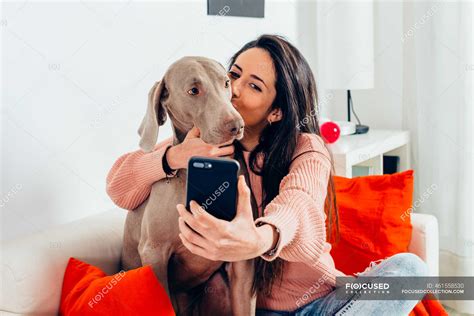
{"left": 187, "top": 87, "right": 200, "bottom": 96}
{"left": 225, "top": 80, "right": 230, "bottom": 88}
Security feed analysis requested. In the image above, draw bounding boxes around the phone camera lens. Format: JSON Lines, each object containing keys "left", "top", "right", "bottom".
{"left": 193, "top": 162, "right": 205, "bottom": 168}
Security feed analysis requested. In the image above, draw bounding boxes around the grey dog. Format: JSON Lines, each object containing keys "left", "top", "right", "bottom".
{"left": 121, "top": 56, "right": 257, "bottom": 315}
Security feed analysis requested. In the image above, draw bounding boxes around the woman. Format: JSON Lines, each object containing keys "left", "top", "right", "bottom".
{"left": 107, "top": 34, "right": 427, "bottom": 315}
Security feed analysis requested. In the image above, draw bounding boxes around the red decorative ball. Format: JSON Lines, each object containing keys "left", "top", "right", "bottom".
{"left": 320, "top": 121, "right": 340, "bottom": 144}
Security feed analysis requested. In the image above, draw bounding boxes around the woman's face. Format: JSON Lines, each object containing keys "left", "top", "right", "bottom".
{"left": 228, "top": 48, "right": 279, "bottom": 130}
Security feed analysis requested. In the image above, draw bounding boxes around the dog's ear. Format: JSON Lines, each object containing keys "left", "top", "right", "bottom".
{"left": 138, "top": 80, "right": 168, "bottom": 152}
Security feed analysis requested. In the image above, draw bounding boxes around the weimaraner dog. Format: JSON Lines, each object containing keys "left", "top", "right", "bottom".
{"left": 121, "top": 56, "right": 257, "bottom": 315}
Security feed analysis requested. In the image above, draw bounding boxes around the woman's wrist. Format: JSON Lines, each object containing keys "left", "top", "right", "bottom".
{"left": 255, "top": 223, "right": 279, "bottom": 256}
{"left": 166, "top": 145, "right": 181, "bottom": 170}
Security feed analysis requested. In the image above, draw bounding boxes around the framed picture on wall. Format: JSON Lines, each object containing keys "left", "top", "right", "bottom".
{"left": 207, "top": 0, "right": 264, "bottom": 18}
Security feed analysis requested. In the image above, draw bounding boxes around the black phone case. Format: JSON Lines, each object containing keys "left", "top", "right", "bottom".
{"left": 186, "top": 157, "right": 240, "bottom": 221}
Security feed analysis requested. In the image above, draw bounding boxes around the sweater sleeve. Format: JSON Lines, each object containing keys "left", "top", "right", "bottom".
{"left": 254, "top": 148, "right": 332, "bottom": 266}
{"left": 106, "top": 137, "right": 174, "bottom": 210}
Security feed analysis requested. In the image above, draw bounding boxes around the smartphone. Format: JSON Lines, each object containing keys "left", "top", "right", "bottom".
{"left": 186, "top": 156, "right": 240, "bottom": 221}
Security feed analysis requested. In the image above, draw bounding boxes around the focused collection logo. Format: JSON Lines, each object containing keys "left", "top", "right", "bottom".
{"left": 345, "top": 282, "right": 390, "bottom": 293}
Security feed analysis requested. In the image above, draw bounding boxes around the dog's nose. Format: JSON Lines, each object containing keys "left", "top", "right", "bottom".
{"left": 224, "top": 118, "right": 244, "bottom": 136}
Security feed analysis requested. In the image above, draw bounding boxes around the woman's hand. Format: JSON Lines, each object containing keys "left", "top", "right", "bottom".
{"left": 176, "top": 176, "right": 274, "bottom": 262}
{"left": 166, "top": 126, "right": 235, "bottom": 170}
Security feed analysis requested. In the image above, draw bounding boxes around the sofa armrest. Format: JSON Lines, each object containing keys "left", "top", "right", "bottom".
{"left": 408, "top": 212, "right": 439, "bottom": 276}
{"left": 0, "top": 209, "right": 126, "bottom": 315}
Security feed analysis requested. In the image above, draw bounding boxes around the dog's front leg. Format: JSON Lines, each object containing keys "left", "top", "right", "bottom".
{"left": 138, "top": 241, "right": 179, "bottom": 313}
{"left": 227, "top": 259, "right": 256, "bottom": 316}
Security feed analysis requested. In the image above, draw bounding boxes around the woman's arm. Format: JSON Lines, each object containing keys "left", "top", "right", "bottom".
{"left": 106, "top": 137, "right": 174, "bottom": 210}
{"left": 106, "top": 127, "right": 235, "bottom": 211}
{"left": 254, "top": 138, "right": 332, "bottom": 266}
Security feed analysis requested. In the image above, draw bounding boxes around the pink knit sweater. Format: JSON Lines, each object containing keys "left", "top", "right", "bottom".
{"left": 106, "top": 133, "right": 345, "bottom": 311}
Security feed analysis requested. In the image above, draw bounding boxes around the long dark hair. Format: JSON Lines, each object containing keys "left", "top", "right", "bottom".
{"left": 229, "top": 34, "right": 340, "bottom": 296}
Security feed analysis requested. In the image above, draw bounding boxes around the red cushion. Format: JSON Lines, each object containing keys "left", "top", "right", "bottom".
{"left": 409, "top": 296, "right": 448, "bottom": 316}
{"left": 60, "top": 257, "right": 175, "bottom": 315}
{"left": 330, "top": 170, "right": 414, "bottom": 275}
{"left": 330, "top": 170, "right": 447, "bottom": 315}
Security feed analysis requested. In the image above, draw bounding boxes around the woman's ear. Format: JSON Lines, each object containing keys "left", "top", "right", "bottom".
{"left": 267, "top": 108, "right": 283, "bottom": 124}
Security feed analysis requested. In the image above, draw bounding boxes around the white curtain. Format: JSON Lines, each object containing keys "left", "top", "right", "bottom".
{"left": 402, "top": 1, "right": 473, "bottom": 314}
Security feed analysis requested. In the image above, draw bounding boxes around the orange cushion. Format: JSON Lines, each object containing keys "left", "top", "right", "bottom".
{"left": 60, "top": 257, "right": 175, "bottom": 316}
{"left": 330, "top": 170, "right": 414, "bottom": 275}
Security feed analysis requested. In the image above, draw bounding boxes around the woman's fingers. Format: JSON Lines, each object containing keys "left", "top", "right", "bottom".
{"left": 177, "top": 204, "right": 202, "bottom": 231}
{"left": 185, "top": 126, "right": 200, "bottom": 139}
{"left": 235, "top": 175, "right": 252, "bottom": 220}
{"left": 189, "top": 200, "right": 225, "bottom": 227}
{"left": 177, "top": 202, "right": 220, "bottom": 233}
{"left": 181, "top": 126, "right": 236, "bottom": 159}
{"left": 214, "top": 145, "right": 234, "bottom": 157}
{"left": 218, "top": 138, "right": 235, "bottom": 147}
{"left": 178, "top": 217, "right": 207, "bottom": 247}
{"left": 179, "top": 233, "right": 208, "bottom": 258}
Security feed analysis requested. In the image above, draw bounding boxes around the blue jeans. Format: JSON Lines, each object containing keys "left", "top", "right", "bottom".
{"left": 256, "top": 253, "right": 428, "bottom": 316}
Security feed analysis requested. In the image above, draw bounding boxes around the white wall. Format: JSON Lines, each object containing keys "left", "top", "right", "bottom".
{"left": 1, "top": 0, "right": 410, "bottom": 242}
{"left": 1, "top": 0, "right": 298, "bottom": 241}
{"left": 296, "top": 1, "right": 404, "bottom": 129}
{"left": 330, "top": 0, "right": 404, "bottom": 130}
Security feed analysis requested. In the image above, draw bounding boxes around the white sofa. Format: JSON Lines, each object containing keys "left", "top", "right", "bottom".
{"left": 0, "top": 210, "right": 439, "bottom": 315}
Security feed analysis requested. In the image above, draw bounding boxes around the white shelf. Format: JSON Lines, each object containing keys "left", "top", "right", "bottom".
{"left": 327, "top": 129, "right": 410, "bottom": 178}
